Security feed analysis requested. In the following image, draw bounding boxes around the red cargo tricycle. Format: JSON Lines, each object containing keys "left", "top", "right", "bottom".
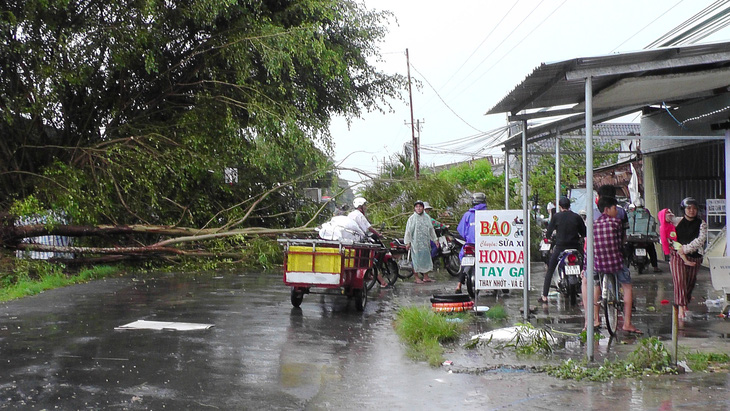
{"left": 278, "top": 239, "right": 380, "bottom": 311}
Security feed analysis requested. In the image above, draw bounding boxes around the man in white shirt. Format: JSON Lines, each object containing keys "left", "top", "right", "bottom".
{"left": 348, "top": 197, "right": 382, "bottom": 238}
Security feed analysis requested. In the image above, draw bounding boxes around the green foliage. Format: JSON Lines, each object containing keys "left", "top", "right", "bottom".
{"left": 8, "top": 195, "right": 45, "bottom": 218}
{"left": 527, "top": 138, "right": 620, "bottom": 209}
{"left": 545, "top": 337, "right": 678, "bottom": 381}
{"left": 0, "top": 0, "right": 405, "bottom": 227}
{"left": 627, "top": 336, "right": 673, "bottom": 373}
{"left": 0, "top": 261, "right": 122, "bottom": 302}
{"left": 394, "top": 306, "right": 468, "bottom": 366}
{"left": 361, "top": 156, "right": 509, "bottom": 230}
{"left": 246, "top": 237, "right": 284, "bottom": 269}
{"left": 683, "top": 351, "right": 730, "bottom": 372}
{"left": 504, "top": 323, "right": 554, "bottom": 355}
{"left": 484, "top": 304, "right": 508, "bottom": 320}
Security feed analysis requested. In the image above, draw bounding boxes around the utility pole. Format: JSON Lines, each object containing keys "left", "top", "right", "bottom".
{"left": 405, "top": 48, "right": 419, "bottom": 179}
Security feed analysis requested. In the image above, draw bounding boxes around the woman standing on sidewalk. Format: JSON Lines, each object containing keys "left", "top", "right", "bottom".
{"left": 666, "top": 197, "right": 707, "bottom": 319}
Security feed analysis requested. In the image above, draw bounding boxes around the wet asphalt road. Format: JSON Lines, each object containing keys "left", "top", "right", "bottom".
{"left": 1, "top": 262, "right": 729, "bottom": 410}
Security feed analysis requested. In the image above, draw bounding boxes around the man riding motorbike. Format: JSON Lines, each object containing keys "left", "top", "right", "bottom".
{"left": 454, "top": 192, "right": 487, "bottom": 294}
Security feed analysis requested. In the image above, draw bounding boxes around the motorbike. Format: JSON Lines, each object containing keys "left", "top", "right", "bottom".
{"left": 459, "top": 243, "right": 510, "bottom": 299}
{"left": 459, "top": 243, "right": 477, "bottom": 298}
{"left": 552, "top": 248, "right": 584, "bottom": 306}
{"left": 539, "top": 229, "right": 553, "bottom": 265}
{"left": 389, "top": 237, "right": 413, "bottom": 279}
{"left": 434, "top": 226, "right": 464, "bottom": 277}
{"left": 625, "top": 234, "right": 658, "bottom": 274}
{"left": 366, "top": 234, "right": 399, "bottom": 289}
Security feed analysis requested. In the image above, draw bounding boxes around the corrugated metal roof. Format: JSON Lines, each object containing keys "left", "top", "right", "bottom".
{"left": 490, "top": 41, "right": 730, "bottom": 151}
{"left": 488, "top": 42, "right": 730, "bottom": 116}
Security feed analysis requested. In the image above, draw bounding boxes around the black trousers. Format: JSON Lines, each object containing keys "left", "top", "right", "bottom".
{"left": 543, "top": 245, "right": 567, "bottom": 297}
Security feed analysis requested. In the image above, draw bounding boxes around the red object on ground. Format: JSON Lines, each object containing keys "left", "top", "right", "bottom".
{"left": 660, "top": 299, "right": 670, "bottom": 305}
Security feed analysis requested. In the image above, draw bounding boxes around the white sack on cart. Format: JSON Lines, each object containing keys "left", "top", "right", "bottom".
{"left": 318, "top": 216, "right": 366, "bottom": 241}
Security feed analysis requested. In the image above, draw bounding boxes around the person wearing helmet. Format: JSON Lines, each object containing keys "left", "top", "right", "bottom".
{"left": 627, "top": 198, "right": 661, "bottom": 273}
{"left": 347, "top": 197, "right": 381, "bottom": 238}
{"left": 664, "top": 197, "right": 707, "bottom": 320}
{"left": 454, "top": 192, "right": 488, "bottom": 293}
{"left": 348, "top": 197, "right": 388, "bottom": 287}
{"left": 539, "top": 196, "right": 586, "bottom": 304}
{"left": 405, "top": 200, "right": 438, "bottom": 283}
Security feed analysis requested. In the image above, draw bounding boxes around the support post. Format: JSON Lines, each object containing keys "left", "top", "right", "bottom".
{"left": 522, "top": 120, "right": 530, "bottom": 321}
{"left": 505, "top": 151, "right": 510, "bottom": 210}
{"left": 585, "top": 77, "right": 595, "bottom": 361}
{"left": 555, "top": 132, "right": 561, "bottom": 212}
{"left": 406, "top": 49, "right": 419, "bottom": 179}
{"left": 672, "top": 305, "right": 679, "bottom": 365}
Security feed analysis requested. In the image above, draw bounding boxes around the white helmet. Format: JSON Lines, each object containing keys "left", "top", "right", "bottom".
{"left": 634, "top": 198, "right": 644, "bottom": 208}
{"left": 353, "top": 197, "right": 367, "bottom": 208}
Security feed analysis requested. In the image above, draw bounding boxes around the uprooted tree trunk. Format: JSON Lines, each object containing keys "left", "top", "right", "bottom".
{"left": 1, "top": 221, "right": 316, "bottom": 263}
{"left": 0, "top": 170, "right": 359, "bottom": 265}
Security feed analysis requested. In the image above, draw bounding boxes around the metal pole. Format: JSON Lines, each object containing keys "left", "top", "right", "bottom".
{"left": 672, "top": 305, "right": 679, "bottom": 364}
{"left": 405, "top": 49, "right": 419, "bottom": 180}
{"left": 585, "top": 77, "right": 595, "bottom": 361}
{"left": 555, "top": 132, "right": 561, "bottom": 212}
{"left": 726, "top": 130, "right": 730, "bottom": 256}
{"left": 505, "top": 150, "right": 510, "bottom": 210}
{"left": 522, "top": 120, "right": 530, "bottom": 321}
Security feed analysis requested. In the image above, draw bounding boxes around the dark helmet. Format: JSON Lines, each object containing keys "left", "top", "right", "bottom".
{"left": 680, "top": 197, "right": 699, "bottom": 214}
{"left": 558, "top": 196, "right": 571, "bottom": 209}
{"left": 414, "top": 200, "right": 424, "bottom": 207}
{"left": 471, "top": 192, "right": 486, "bottom": 205}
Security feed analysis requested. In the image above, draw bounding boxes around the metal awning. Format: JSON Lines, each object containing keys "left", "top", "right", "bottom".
{"left": 488, "top": 41, "right": 730, "bottom": 150}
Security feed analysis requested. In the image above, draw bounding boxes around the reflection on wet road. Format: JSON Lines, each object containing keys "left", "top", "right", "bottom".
{"left": 0, "top": 264, "right": 729, "bottom": 409}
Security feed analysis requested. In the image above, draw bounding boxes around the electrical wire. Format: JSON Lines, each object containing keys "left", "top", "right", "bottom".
{"left": 445, "top": 0, "right": 547, "bottom": 101}
{"left": 645, "top": 0, "right": 729, "bottom": 48}
{"left": 468, "top": 0, "right": 568, "bottom": 89}
{"left": 438, "top": 0, "right": 522, "bottom": 91}
{"left": 609, "top": 0, "right": 686, "bottom": 52}
{"left": 409, "top": 62, "right": 484, "bottom": 133}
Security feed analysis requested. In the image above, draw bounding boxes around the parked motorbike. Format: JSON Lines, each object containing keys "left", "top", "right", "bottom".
{"left": 459, "top": 243, "right": 477, "bottom": 298}
{"left": 552, "top": 248, "right": 584, "bottom": 305}
{"left": 625, "top": 234, "right": 658, "bottom": 274}
{"left": 389, "top": 238, "right": 413, "bottom": 279}
{"left": 434, "top": 226, "right": 463, "bottom": 277}
{"left": 458, "top": 243, "right": 509, "bottom": 299}
{"left": 368, "top": 235, "right": 399, "bottom": 289}
{"left": 539, "top": 229, "right": 553, "bottom": 265}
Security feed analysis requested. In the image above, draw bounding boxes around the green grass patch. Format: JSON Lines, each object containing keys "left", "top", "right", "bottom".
{"left": 683, "top": 351, "right": 730, "bottom": 372}
{"left": 394, "top": 306, "right": 469, "bottom": 366}
{"left": 0, "top": 261, "right": 123, "bottom": 302}
{"left": 545, "top": 337, "right": 676, "bottom": 381}
{"left": 484, "top": 304, "right": 508, "bottom": 320}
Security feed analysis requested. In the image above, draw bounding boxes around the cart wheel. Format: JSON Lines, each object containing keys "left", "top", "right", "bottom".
{"left": 291, "top": 288, "right": 304, "bottom": 308}
{"left": 354, "top": 289, "right": 367, "bottom": 311}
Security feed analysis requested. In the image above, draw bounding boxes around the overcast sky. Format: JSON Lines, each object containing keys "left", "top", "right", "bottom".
{"left": 330, "top": 0, "right": 730, "bottom": 185}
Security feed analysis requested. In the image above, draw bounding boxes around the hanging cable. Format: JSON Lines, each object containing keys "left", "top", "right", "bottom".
{"left": 610, "top": 0, "right": 686, "bottom": 52}
{"left": 409, "top": 63, "right": 484, "bottom": 133}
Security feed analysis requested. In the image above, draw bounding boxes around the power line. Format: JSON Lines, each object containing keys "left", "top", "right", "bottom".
{"left": 467, "top": 0, "right": 568, "bottom": 91}
{"left": 446, "top": 0, "right": 547, "bottom": 100}
{"left": 438, "top": 0, "right": 522, "bottom": 91}
{"left": 611, "top": 0, "right": 687, "bottom": 52}
{"left": 409, "top": 62, "right": 484, "bottom": 133}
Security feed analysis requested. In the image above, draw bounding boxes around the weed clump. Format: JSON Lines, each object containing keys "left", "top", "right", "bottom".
{"left": 545, "top": 337, "right": 677, "bottom": 381}
{"left": 394, "top": 306, "right": 468, "bottom": 367}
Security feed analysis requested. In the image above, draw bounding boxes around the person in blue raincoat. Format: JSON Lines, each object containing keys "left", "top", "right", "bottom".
{"left": 454, "top": 192, "right": 487, "bottom": 293}
{"left": 404, "top": 200, "right": 438, "bottom": 283}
